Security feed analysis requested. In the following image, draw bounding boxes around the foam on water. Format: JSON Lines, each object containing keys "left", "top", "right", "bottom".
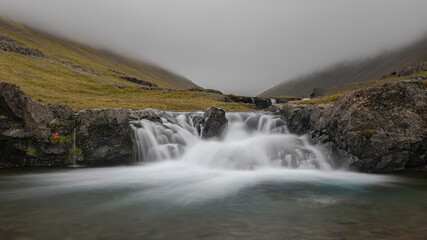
{"left": 1, "top": 112, "right": 398, "bottom": 204}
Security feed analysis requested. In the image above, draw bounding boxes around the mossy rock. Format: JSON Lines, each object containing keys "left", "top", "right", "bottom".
{"left": 361, "top": 129, "right": 376, "bottom": 139}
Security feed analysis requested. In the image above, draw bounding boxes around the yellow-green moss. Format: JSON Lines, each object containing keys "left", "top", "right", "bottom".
{"left": 68, "top": 147, "right": 83, "bottom": 156}
{"left": 26, "top": 147, "right": 36, "bottom": 155}
{"left": 50, "top": 135, "right": 72, "bottom": 144}
{"left": 361, "top": 129, "right": 376, "bottom": 139}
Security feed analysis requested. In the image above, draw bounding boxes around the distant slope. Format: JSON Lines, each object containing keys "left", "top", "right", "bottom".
{"left": 260, "top": 35, "right": 427, "bottom": 97}
{"left": 0, "top": 17, "right": 198, "bottom": 92}
{"left": 0, "top": 18, "right": 254, "bottom": 111}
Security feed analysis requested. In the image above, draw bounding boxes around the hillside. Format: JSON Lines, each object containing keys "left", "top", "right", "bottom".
{"left": 260, "top": 35, "right": 427, "bottom": 97}
{"left": 0, "top": 18, "right": 252, "bottom": 111}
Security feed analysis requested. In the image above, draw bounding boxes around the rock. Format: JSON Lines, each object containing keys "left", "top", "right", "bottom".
{"left": 226, "top": 95, "right": 300, "bottom": 109}
{"left": 270, "top": 80, "right": 427, "bottom": 172}
{"left": 0, "top": 35, "right": 46, "bottom": 57}
{"left": 201, "top": 107, "right": 228, "bottom": 138}
{"left": 254, "top": 97, "right": 272, "bottom": 109}
{"left": 75, "top": 108, "right": 133, "bottom": 165}
{"left": 0, "top": 82, "right": 74, "bottom": 167}
{"left": 396, "top": 66, "right": 416, "bottom": 77}
{"left": 188, "top": 87, "right": 223, "bottom": 94}
{"left": 226, "top": 95, "right": 255, "bottom": 104}
{"left": 275, "top": 96, "right": 302, "bottom": 104}
{"left": 0, "top": 82, "right": 135, "bottom": 168}
{"left": 120, "top": 76, "right": 158, "bottom": 88}
{"left": 129, "top": 108, "right": 163, "bottom": 122}
{"left": 394, "top": 62, "right": 427, "bottom": 77}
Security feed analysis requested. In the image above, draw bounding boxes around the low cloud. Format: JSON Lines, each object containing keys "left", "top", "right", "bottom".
{"left": 1, "top": 0, "right": 427, "bottom": 95}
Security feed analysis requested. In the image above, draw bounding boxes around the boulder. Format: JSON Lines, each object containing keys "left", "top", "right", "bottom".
{"left": 201, "top": 107, "right": 228, "bottom": 138}
{"left": 0, "top": 82, "right": 74, "bottom": 167}
{"left": 253, "top": 97, "right": 272, "bottom": 109}
{"left": 0, "top": 82, "right": 135, "bottom": 168}
{"left": 270, "top": 80, "right": 427, "bottom": 172}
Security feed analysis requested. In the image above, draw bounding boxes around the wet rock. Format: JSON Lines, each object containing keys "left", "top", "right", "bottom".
{"left": 253, "top": 97, "right": 272, "bottom": 109}
{"left": 130, "top": 108, "right": 163, "bottom": 122}
{"left": 226, "top": 95, "right": 255, "bottom": 104}
{"left": 75, "top": 108, "right": 133, "bottom": 165}
{"left": 270, "top": 80, "right": 427, "bottom": 172}
{"left": 201, "top": 107, "right": 228, "bottom": 138}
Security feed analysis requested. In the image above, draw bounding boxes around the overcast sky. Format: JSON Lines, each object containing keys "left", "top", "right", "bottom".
{"left": 1, "top": 0, "right": 427, "bottom": 95}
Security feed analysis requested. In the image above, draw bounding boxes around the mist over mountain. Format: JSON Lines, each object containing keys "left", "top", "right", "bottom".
{"left": 1, "top": 0, "right": 427, "bottom": 95}
{"left": 259, "top": 35, "right": 427, "bottom": 97}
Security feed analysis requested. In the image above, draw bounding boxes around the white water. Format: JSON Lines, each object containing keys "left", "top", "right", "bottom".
{"left": 1, "top": 112, "right": 396, "bottom": 205}
{"left": 71, "top": 124, "right": 77, "bottom": 166}
{"left": 132, "top": 112, "right": 331, "bottom": 170}
{"left": 270, "top": 98, "right": 277, "bottom": 104}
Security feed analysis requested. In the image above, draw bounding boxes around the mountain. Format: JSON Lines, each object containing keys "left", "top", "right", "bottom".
{"left": 259, "top": 35, "right": 427, "bottom": 97}
{"left": 0, "top": 18, "right": 254, "bottom": 111}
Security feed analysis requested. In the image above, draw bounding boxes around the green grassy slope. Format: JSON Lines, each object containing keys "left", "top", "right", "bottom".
{"left": 260, "top": 35, "right": 427, "bottom": 97}
{"left": 0, "top": 18, "right": 253, "bottom": 111}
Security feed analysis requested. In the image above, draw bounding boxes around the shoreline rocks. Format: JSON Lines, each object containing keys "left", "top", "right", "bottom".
{"left": 1, "top": 79, "right": 426, "bottom": 173}
{"left": 268, "top": 80, "right": 427, "bottom": 172}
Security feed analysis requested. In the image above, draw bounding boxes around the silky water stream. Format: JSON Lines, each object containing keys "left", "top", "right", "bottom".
{"left": 0, "top": 112, "right": 426, "bottom": 239}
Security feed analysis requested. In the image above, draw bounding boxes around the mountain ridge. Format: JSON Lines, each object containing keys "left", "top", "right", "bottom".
{"left": 259, "top": 34, "right": 427, "bottom": 97}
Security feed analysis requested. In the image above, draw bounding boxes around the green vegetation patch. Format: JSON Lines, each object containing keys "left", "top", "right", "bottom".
{"left": 361, "top": 129, "right": 376, "bottom": 139}
{"left": 26, "top": 147, "right": 36, "bottom": 155}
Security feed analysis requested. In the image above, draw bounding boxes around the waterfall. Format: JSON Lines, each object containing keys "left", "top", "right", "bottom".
{"left": 270, "top": 98, "right": 277, "bottom": 104}
{"left": 251, "top": 97, "right": 255, "bottom": 105}
{"left": 70, "top": 119, "right": 77, "bottom": 167}
{"left": 131, "top": 112, "right": 332, "bottom": 170}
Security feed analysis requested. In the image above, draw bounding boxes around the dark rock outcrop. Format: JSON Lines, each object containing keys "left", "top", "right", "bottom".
{"left": 201, "top": 107, "right": 228, "bottom": 138}
{"left": 188, "top": 86, "right": 223, "bottom": 94}
{"left": 75, "top": 109, "right": 133, "bottom": 165}
{"left": 0, "top": 82, "right": 134, "bottom": 168}
{"left": 0, "top": 82, "right": 73, "bottom": 167}
{"left": 0, "top": 35, "right": 46, "bottom": 57}
{"left": 226, "top": 95, "right": 255, "bottom": 104}
{"left": 269, "top": 80, "right": 427, "bottom": 172}
{"left": 120, "top": 76, "right": 158, "bottom": 88}
{"left": 226, "top": 95, "right": 301, "bottom": 109}
{"left": 395, "top": 62, "right": 427, "bottom": 77}
{"left": 274, "top": 96, "right": 302, "bottom": 104}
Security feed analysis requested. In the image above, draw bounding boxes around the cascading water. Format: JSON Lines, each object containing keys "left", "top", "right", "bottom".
{"left": 131, "top": 112, "right": 332, "bottom": 171}
{"left": 270, "top": 98, "right": 277, "bottom": 104}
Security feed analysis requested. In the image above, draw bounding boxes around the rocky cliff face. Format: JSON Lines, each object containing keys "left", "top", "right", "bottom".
{"left": 269, "top": 80, "right": 427, "bottom": 172}
{"left": 0, "top": 82, "right": 74, "bottom": 167}
{"left": 0, "top": 82, "right": 134, "bottom": 167}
